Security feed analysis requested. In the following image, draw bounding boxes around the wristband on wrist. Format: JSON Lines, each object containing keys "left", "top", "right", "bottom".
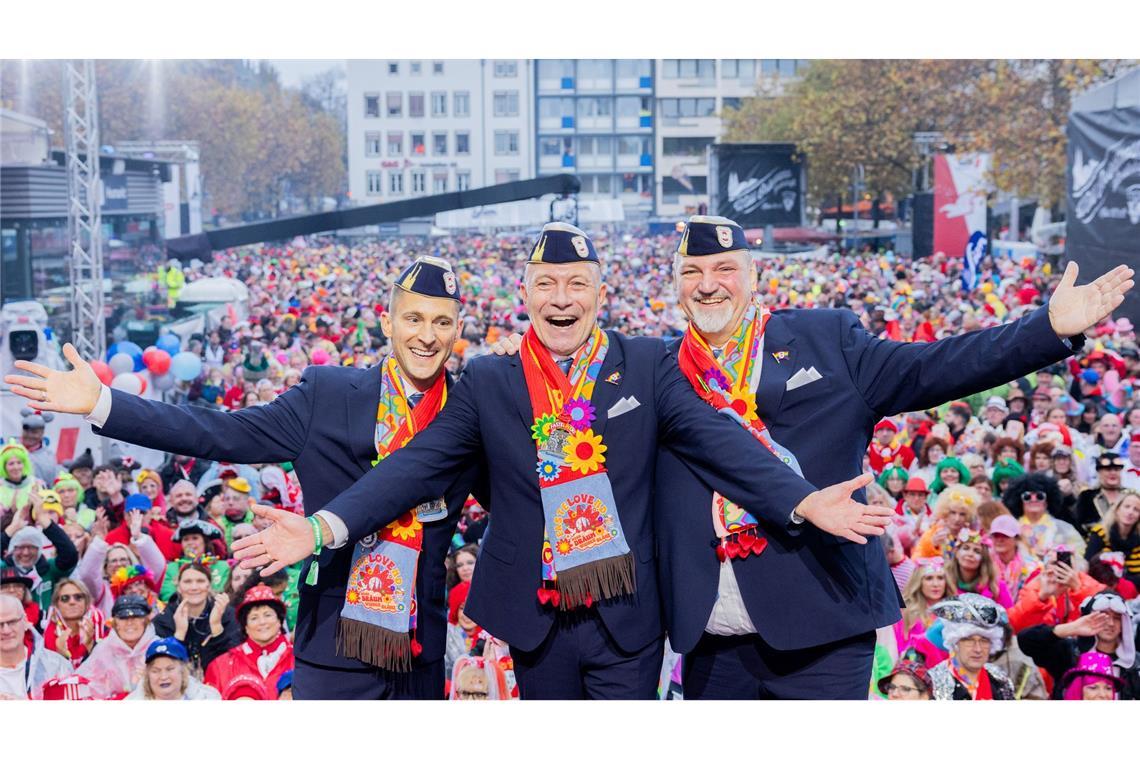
{"left": 305, "top": 516, "right": 323, "bottom": 586}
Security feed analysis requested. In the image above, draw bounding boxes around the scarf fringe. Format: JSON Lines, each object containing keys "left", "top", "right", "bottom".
{"left": 555, "top": 552, "right": 636, "bottom": 610}
{"left": 336, "top": 618, "right": 412, "bottom": 672}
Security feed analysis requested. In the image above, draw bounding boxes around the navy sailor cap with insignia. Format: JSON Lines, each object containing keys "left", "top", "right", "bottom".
{"left": 395, "top": 255, "right": 460, "bottom": 301}
{"left": 676, "top": 215, "right": 750, "bottom": 256}
{"left": 528, "top": 222, "right": 599, "bottom": 264}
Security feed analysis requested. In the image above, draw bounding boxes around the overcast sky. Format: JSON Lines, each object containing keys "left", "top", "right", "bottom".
{"left": 266, "top": 59, "right": 345, "bottom": 89}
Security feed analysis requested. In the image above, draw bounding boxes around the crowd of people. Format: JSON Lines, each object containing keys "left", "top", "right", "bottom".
{"left": 2, "top": 228, "right": 1138, "bottom": 700}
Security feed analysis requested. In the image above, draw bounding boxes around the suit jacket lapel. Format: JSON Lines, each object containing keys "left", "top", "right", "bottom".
{"left": 506, "top": 355, "right": 535, "bottom": 430}
{"left": 756, "top": 314, "right": 796, "bottom": 420}
{"left": 347, "top": 364, "right": 383, "bottom": 474}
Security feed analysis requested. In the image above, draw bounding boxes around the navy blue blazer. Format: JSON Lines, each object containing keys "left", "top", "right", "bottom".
{"left": 321, "top": 332, "right": 818, "bottom": 654}
{"left": 94, "top": 365, "right": 476, "bottom": 670}
{"left": 656, "top": 306, "right": 1081, "bottom": 654}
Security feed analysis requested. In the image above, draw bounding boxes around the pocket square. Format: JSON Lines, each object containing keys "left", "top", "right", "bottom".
{"left": 785, "top": 366, "right": 823, "bottom": 392}
{"left": 607, "top": 396, "right": 641, "bottom": 419}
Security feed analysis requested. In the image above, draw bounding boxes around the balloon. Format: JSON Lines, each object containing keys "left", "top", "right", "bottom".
{"left": 153, "top": 372, "right": 176, "bottom": 391}
{"left": 110, "top": 372, "right": 143, "bottom": 395}
{"left": 310, "top": 348, "right": 330, "bottom": 366}
{"left": 90, "top": 360, "right": 114, "bottom": 386}
{"left": 156, "top": 333, "right": 181, "bottom": 355}
{"left": 136, "top": 373, "right": 148, "bottom": 395}
{"left": 112, "top": 341, "right": 145, "bottom": 371}
{"left": 143, "top": 348, "right": 172, "bottom": 376}
{"left": 170, "top": 351, "right": 203, "bottom": 382}
{"left": 108, "top": 353, "right": 135, "bottom": 376}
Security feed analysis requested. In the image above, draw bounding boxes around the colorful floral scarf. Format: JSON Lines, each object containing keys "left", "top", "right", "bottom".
{"left": 339, "top": 357, "right": 447, "bottom": 671}
{"left": 677, "top": 296, "right": 802, "bottom": 560}
{"left": 522, "top": 327, "right": 633, "bottom": 609}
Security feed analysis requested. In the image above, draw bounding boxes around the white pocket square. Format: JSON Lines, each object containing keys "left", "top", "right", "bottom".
{"left": 607, "top": 396, "right": 641, "bottom": 419}
{"left": 785, "top": 366, "right": 823, "bottom": 391}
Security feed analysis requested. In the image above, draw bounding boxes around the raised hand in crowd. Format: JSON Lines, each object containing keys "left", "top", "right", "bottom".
{"left": 173, "top": 597, "right": 191, "bottom": 641}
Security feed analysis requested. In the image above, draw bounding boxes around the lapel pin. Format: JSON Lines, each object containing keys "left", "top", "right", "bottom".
{"left": 605, "top": 371, "right": 622, "bottom": 385}
{"left": 772, "top": 350, "right": 790, "bottom": 364}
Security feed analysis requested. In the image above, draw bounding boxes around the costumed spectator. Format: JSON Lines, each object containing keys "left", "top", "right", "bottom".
{"left": 894, "top": 477, "right": 931, "bottom": 552}
{"left": 1074, "top": 452, "right": 1127, "bottom": 533}
{"left": 1, "top": 566, "right": 41, "bottom": 629}
{"left": 216, "top": 477, "right": 255, "bottom": 546}
{"left": 158, "top": 454, "right": 211, "bottom": 494}
{"left": 61, "top": 448, "right": 94, "bottom": 502}
{"left": 884, "top": 527, "right": 916, "bottom": 594}
{"left": 1061, "top": 651, "right": 1126, "bottom": 699}
{"left": 945, "top": 529, "right": 1014, "bottom": 606}
{"left": 134, "top": 469, "right": 166, "bottom": 512}
{"left": 204, "top": 583, "right": 294, "bottom": 700}
{"left": 76, "top": 508, "right": 166, "bottom": 617}
{"left": 152, "top": 562, "right": 241, "bottom": 676}
{"left": 927, "top": 593, "right": 1016, "bottom": 700}
{"left": 1009, "top": 546, "right": 1105, "bottom": 632}
{"left": 868, "top": 419, "right": 914, "bottom": 474}
{"left": 448, "top": 655, "right": 509, "bottom": 700}
{"left": 895, "top": 558, "right": 955, "bottom": 666}
{"left": 1085, "top": 490, "right": 1140, "bottom": 583}
{"left": 976, "top": 499, "right": 1011, "bottom": 532}
{"left": 52, "top": 473, "right": 88, "bottom": 529}
{"left": 913, "top": 485, "right": 980, "bottom": 559}
{"left": 876, "top": 659, "right": 933, "bottom": 700}
{"left": 989, "top": 514, "right": 1042, "bottom": 600}
{"left": 0, "top": 442, "right": 36, "bottom": 512}
{"left": 1, "top": 496, "right": 78, "bottom": 610}
{"left": 992, "top": 458, "right": 1026, "bottom": 495}
{"left": 19, "top": 410, "right": 59, "bottom": 486}
{"left": 85, "top": 464, "right": 127, "bottom": 523}
{"left": 877, "top": 465, "right": 909, "bottom": 505}
{"left": 1019, "top": 590, "right": 1139, "bottom": 699}
{"left": 444, "top": 581, "right": 480, "bottom": 678}
{"left": 0, "top": 594, "right": 72, "bottom": 699}
{"left": 930, "top": 456, "right": 971, "bottom": 495}
{"left": 43, "top": 578, "right": 107, "bottom": 668}
{"left": 911, "top": 437, "right": 950, "bottom": 485}
{"left": 1002, "top": 473, "right": 1086, "bottom": 560}
{"left": 159, "top": 520, "right": 230, "bottom": 601}
{"left": 76, "top": 594, "right": 156, "bottom": 699}
{"left": 457, "top": 501, "right": 488, "bottom": 545}
{"left": 125, "top": 636, "right": 220, "bottom": 700}
{"left": 109, "top": 564, "right": 162, "bottom": 613}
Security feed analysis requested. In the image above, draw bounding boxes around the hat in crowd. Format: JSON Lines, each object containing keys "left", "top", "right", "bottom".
{"left": 528, "top": 222, "right": 599, "bottom": 264}
{"left": 8, "top": 527, "right": 44, "bottom": 552}
{"left": 1061, "top": 651, "right": 1124, "bottom": 700}
{"left": 984, "top": 396, "right": 1008, "bottom": 413}
{"left": 145, "top": 637, "right": 189, "bottom": 663}
{"left": 931, "top": 593, "right": 1007, "bottom": 654}
{"left": 38, "top": 489, "right": 63, "bottom": 517}
{"left": 903, "top": 477, "right": 929, "bottom": 494}
{"left": 876, "top": 659, "right": 933, "bottom": 698}
{"left": 109, "top": 456, "right": 141, "bottom": 473}
{"left": 1116, "top": 318, "right": 1135, "bottom": 334}
{"left": 1096, "top": 452, "right": 1124, "bottom": 471}
{"left": 173, "top": 519, "right": 222, "bottom": 542}
{"left": 110, "top": 565, "right": 158, "bottom": 598}
{"left": 52, "top": 472, "right": 82, "bottom": 493}
{"left": 449, "top": 581, "right": 471, "bottom": 625}
{"left": 1078, "top": 591, "right": 1135, "bottom": 668}
{"left": 1051, "top": 444, "right": 1074, "bottom": 458}
{"left": 225, "top": 476, "right": 251, "bottom": 494}
{"left": 124, "top": 493, "right": 152, "bottom": 514}
{"left": 394, "top": 255, "right": 461, "bottom": 301}
{"left": 1081, "top": 369, "right": 1101, "bottom": 384}
{"left": 237, "top": 583, "right": 286, "bottom": 626}
{"left": 277, "top": 670, "right": 294, "bottom": 695}
{"left": 0, "top": 566, "right": 34, "bottom": 590}
{"left": 39, "top": 674, "right": 95, "bottom": 701}
{"left": 676, "top": 215, "right": 749, "bottom": 257}
{"left": 111, "top": 594, "right": 152, "bottom": 619}
{"left": 873, "top": 419, "right": 899, "bottom": 434}
{"left": 989, "top": 514, "right": 1021, "bottom": 538}
{"left": 222, "top": 672, "right": 271, "bottom": 700}
{"left": 19, "top": 409, "right": 53, "bottom": 430}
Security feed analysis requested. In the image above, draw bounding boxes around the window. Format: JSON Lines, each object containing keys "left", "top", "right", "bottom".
{"left": 493, "top": 91, "right": 519, "bottom": 117}
{"left": 411, "top": 171, "right": 426, "bottom": 194}
{"left": 577, "top": 97, "right": 613, "bottom": 119}
{"left": 761, "top": 59, "right": 779, "bottom": 76}
{"left": 577, "top": 59, "right": 613, "bottom": 83}
{"left": 433, "top": 132, "right": 448, "bottom": 156}
{"left": 387, "top": 132, "right": 403, "bottom": 156}
{"left": 722, "top": 97, "right": 744, "bottom": 111}
{"left": 364, "top": 94, "right": 380, "bottom": 118}
{"left": 410, "top": 61, "right": 422, "bottom": 75}
{"left": 667, "top": 59, "right": 714, "bottom": 79}
{"left": 389, "top": 171, "right": 404, "bottom": 195}
{"left": 455, "top": 132, "right": 470, "bottom": 155}
{"left": 494, "top": 60, "right": 518, "bottom": 78}
{"left": 433, "top": 173, "right": 448, "bottom": 193}
{"left": 618, "top": 136, "right": 650, "bottom": 156}
{"left": 365, "top": 132, "right": 382, "bottom": 156}
{"left": 615, "top": 59, "right": 651, "bottom": 80}
{"left": 431, "top": 92, "right": 447, "bottom": 117}
{"left": 388, "top": 62, "right": 399, "bottom": 75}
{"left": 595, "top": 174, "right": 612, "bottom": 194}
{"left": 453, "top": 91, "right": 470, "bottom": 117}
{"left": 723, "top": 59, "right": 738, "bottom": 78}
{"left": 366, "top": 171, "right": 383, "bottom": 195}
{"left": 538, "top": 60, "right": 574, "bottom": 79}
{"left": 662, "top": 176, "right": 709, "bottom": 198}
{"left": 386, "top": 92, "right": 402, "bottom": 117}
{"left": 540, "top": 137, "right": 562, "bottom": 156}
{"left": 494, "top": 130, "right": 519, "bottom": 155}
{"left": 456, "top": 172, "right": 471, "bottom": 191}
{"left": 409, "top": 92, "right": 425, "bottom": 118}
{"left": 411, "top": 133, "right": 425, "bottom": 155}
{"left": 433, "top": 61, "right": 444, "bottom": 75}
{"left": 494, "top": 169, "right": 521, "bottom": 184}
{"left": 737, "top": 60, "right": 756, "bottom": 80}
{"left": 778, "top": 59, "right": 798, "bottom": 77}
{"left": 662, "top": 59, "right": 679, "bottom": 78}
{"left": 663, "top": 137, "right": 714, "bottom": 157}
{"left": 660, "top": 98, "right": 716, "bottom": 118}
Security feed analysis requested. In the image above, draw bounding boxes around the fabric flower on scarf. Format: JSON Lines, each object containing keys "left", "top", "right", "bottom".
{"left": 562, "top": 430, "right": 606, "bottom": 475}
{"left": 563, "top": 399, "right": 596, "bottom": 432}
{"left": 536, "top": 460, "right": 560, "bottom": 483}
{"left": 530, "top": 414, "right": 558, "bottom": 444}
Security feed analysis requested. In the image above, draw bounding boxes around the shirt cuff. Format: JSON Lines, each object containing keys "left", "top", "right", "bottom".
{"left": 789, "top": 507, "right": 806, "bottom": 525}
{"left": 85, "top": 386, "right": 113, "bottom": 428}
{"left": 314, "top": 510, "right": 349, "bottom": 549}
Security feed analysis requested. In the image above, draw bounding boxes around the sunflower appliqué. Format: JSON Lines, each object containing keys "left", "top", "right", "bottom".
{"left": 563, "top": 398, "right": 596, "bottom": 431}
{"left": 727, "top": 386, "right": 759, "bottom": 423}
{"left": 563, "top": 430, "right": 607, "bottom": 475}
{"left": 536, "top": 459, "right": 560, "bottom": 483}
{"left": 386, "top": 512, "right": 422, "bottom": 543}
{"left": 531, "top": 413, "right": 559, "bottom": 444}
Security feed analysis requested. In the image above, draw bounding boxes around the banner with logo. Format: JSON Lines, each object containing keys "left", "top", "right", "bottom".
{"left": 710, "top": 144, "right": 804, "bottom": 227}
{"left": 933, "top": 153, "right": 990, "bottom": 259}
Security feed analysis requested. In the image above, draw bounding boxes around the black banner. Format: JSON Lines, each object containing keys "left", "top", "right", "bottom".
{"left": 101, "top": 174, "right": 128, "bottom": 211}
{"left": 711, "top": 143, "right": 804, "bottom": 227}
{"left": 1066, "top": 106, "right": 1140, "bottom": 323}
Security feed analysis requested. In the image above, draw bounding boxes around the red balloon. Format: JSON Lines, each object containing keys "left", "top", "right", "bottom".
{"left": 90, "top": 360, "right": 114, "bottom": 386}
{"left": 136, "top": 373, "right": 148, "bottom": 395}
{"left": 143, "top": 348, "right": 172, "bottom": 376}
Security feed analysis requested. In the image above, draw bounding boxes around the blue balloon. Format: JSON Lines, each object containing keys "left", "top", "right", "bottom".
{"left": 170, "top": 351, "right": 203, "bottom": 382}
{"left": 114, "top": 341, "right": 145, "bottom": 371}
{"left": 156, "top": 333, "right": 181, "bottom": 355}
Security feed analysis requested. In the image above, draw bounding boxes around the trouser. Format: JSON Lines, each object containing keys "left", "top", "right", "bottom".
{"left": 510, "top": 607, "right": 664, "bottom": 700}
{"left": 293, "top": 656, "right": 445, "bottom": 700}
{"left": 682, "top": 629, "right": 876, "bottom": 700}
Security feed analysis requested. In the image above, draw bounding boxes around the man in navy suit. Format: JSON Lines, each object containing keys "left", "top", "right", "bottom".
{"left": 658, "top": 215, "right": 1133, "bottom": 699}
{"left": 6, "top": 256, "right": 476, "bottom": 700}
{"left": 232, "top": 223, "right": 893, "bottom": 699}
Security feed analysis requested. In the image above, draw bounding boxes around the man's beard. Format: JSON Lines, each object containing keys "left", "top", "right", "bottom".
{"left": 688, "top": 300, "right": 737, "bottom": 336}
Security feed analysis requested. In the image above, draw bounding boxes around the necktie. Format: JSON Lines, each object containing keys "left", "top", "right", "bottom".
{"left": 408, "top": 392, "right": 424, "bottom": 409}
{"left": 556, "top": 358, "right": 573, "bottom": 376}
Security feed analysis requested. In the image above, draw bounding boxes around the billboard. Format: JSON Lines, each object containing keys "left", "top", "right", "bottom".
{"left": 709, "top": 143, "right": 805, "bottom": 227}
{"left": 932, "top": 153, "right": 990, "bottom": 258}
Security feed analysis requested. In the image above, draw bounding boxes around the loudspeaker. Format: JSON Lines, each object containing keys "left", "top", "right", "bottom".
{"left": 912, "top": 193, "right": 934, "bottom": 259}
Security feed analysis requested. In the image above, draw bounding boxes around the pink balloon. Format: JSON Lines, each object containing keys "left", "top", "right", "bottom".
{"left": 143, "top": 348, "right": 172, "bottom": 376}
{"left": 90, "top": 360, "right": 114, "bottom": 386}
{"left": 311, "top": 349, "right": 330, "bottom": 365}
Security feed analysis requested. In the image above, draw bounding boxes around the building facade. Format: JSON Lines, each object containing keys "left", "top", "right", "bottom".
{"left": 346, "top": 59, "right": 534, "bottom": 206}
